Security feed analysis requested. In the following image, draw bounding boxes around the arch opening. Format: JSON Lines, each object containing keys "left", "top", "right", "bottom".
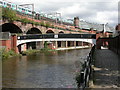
{"left": 46, "top": 30, "right": 54, "bottom": 34}
{"left": 1, "top": 23, "right": 22, "bottom": 33}
{"left": 59, "top": 31, "right": 64, "bottom": 33}
{"left": 26, "top": 28, "right": 42, "bottom": 50}
{"left": 26, "top": 27, "right": 42, "bottom": 34}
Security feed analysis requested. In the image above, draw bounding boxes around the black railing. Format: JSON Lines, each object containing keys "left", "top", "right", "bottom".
{"left": 17, "top": 34, "right": 96, "bottom": 40}
{"left": 108, "top": 35, "right": 120, "bottom": 55}
{"left": 78, "top": 45, "right": 95, "bottom": 89}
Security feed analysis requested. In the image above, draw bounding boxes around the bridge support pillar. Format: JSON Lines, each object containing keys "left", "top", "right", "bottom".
{"left": 61, "top": 41, "right": 66, "bottom": 48}
{"left": 55, "top": 41, "right": 58, "bottom": 48}
{"left": 66, "top": 41, "right": 68, "bottom": 47}
{"left": 74, "top": 41, "right": 76, "bottom": 47}
{"left": 36, "top": 41, "right": 41, "bottom": 49}
{"left": 82, "top": 41, "right": 83, "bottom": 46}
{"left": 42, "top": 41, "right": 45, "bottom": 48}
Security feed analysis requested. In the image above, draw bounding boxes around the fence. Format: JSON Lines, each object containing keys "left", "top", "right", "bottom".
{"left": 79, "top": 45, "right": 95, "bottom": 89}
{"left": 108, "top": 35, "right": 120, "bottom": 55}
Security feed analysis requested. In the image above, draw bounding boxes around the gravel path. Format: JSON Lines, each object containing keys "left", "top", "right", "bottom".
{"left": 92, "top": 49, "right": 120, "bottom": 89}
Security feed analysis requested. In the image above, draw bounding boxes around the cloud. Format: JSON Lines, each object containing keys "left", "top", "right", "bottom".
{"left": 6, "top": 0, "right": 119, "bottom": 27}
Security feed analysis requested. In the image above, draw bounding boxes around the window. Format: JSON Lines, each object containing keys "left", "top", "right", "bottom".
{"left": 7, "top": 3, "right": 11, "bottom": 7}
{"left": 4, "top": 2, "right": 6, "bottom": 5}
{"left": 22, "top": 8, "right": 25, "bottom": 11}
{"left": 0, "top": 1, "right": 3, "bottom": 4}
{"left": 12, "top": 5, "right": 15, "bottom": 7}
{"left": 28, "top": 10, "right": 31, "bottom": 12}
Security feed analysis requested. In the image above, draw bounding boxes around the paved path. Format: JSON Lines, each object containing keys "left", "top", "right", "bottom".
{"left": 92, "top": 49, "right": 120, "bottom": 89}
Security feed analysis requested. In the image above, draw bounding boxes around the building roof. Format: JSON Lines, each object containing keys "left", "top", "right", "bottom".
{"left": 79, "top": 20, "right": 115, "bottom": 33}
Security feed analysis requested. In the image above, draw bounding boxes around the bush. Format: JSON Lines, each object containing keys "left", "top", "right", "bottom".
{"left": 2, "top": 7, "right": 18, "bottom": 22}
{"left": 0, "top": 48, "right": 18, "bottom": 59}
{"left": 45, "top": 22, "right": 51, "bottom": 28}
{"left": 40, "top": 21, "right": 45, "bottom": 26}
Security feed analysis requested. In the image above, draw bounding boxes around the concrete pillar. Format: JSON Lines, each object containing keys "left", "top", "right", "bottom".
{"left": 42, "top": 41, "right": 45, "bottom": 48}
{"left": 21, "top": 43, "right": 27, "bottom": 51}
{"left": 66, "top": 41, "right": 68, "bottom": 47}
{"left": 55, "top": 41, "right": 58, "bottom": 48}
{"left": 74, "top": 41, "right": 76, "bottom": 47}
{"left": 82, "top": 41, "right": 83, "bottom": 46}
{"left": 36, "top": 41, "right": 40, "bottom": 49}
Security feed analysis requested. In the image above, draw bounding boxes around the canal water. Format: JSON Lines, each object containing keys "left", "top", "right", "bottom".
{"left": 2, "top": 48, "right": 90, "bottom": 88}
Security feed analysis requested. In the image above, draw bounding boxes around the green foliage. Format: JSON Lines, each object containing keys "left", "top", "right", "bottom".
{"left": 40, "top": 21, "right": 45, "bottom": 26}
{"left": 50, "top": 24, "right": 55, "bottom": 28}
{"left": 2, "top": 7, "right": 17, "bottom": 22}
{"left": 0, "top": 48, "right": 18, "bottom": 59}
{"left": 40, "top": 48, "right": 56, "bottom": 52}
{"left": 45, "top": 22, "right": 51, "bottom": 28}
{"left": 1, "top": 7, "right": 74, "bottom": 30}
{"left": 21, "top": 49, "right": 40, "bottom": 55}
{"left": 20, "top": 18, "right": 31, "bottom": 24}
{"left": 44, "top": 41, "right": 48, "bottom": 49}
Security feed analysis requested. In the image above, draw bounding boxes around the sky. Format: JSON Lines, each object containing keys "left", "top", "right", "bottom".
{"left": 4, "top": 0, "right": 119, "bottom": 28}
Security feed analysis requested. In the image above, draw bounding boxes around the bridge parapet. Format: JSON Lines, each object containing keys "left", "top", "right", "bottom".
{"left": 17, "top": 34, "right": 96, "bottom": 40}
{"left": 17, "top": 34, "right": 96, "bottom": 46}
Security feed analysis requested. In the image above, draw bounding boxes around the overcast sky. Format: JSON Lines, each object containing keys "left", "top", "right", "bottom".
{"left": 6, "top": 0, "right": 119, "bottom": 27}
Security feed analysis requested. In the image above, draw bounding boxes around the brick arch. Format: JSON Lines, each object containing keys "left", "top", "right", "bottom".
{"left": 46, "top": 30, "right": 54, "bottom": 33}
{"left": 1, "top": 23, "right": 23, "bottom": 33}
{"left": 59, "top": 31, "right": 64, "bottom": 33}
{"left": 26, "top": 27, "right": 42, "bottom": 34}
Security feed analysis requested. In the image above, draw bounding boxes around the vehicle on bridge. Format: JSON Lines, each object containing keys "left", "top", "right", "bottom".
{"left": 0, "top": 0, "right": 73, "bottom": 25}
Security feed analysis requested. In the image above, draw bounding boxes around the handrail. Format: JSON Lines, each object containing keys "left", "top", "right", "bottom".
{"left": 17, "top": 34, "right": 96, "bottom": 40}
{"left": 77, "top": 45, "right": 95, "bottom": 89}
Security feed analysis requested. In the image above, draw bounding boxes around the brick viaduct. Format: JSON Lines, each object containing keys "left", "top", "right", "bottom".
{"left": 1, "top": 20, "right": 82, "bottom": 34}
{"left": 1, "top": 19, "right": 91, "bottom": 53}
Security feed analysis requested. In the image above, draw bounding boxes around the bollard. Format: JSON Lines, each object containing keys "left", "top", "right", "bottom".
{"left": 80, "top": 71, "right": 84, "bottom": 83}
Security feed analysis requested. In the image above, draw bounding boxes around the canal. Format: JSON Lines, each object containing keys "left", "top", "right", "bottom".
{"left": 2, "top": 48, "right": 90, "bottom": 88}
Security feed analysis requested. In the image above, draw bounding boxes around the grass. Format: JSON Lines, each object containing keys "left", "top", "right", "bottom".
{"left": 21, "top": 48, "right": 56, "bottom": 55}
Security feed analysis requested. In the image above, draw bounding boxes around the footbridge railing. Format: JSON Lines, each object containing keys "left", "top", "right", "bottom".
{"left": 17, "top": 34, "right": 96, "bottom": 40}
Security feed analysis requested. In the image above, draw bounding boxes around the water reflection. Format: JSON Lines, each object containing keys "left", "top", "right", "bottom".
{"left": 2, "top": 48, "right": 90, "bottom": 88}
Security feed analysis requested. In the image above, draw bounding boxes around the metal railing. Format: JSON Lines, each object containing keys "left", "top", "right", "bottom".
{"left": 17, "top": 34, "right": 96, "bottom": 40}
{"left": 79, "top": 45, "right": 95, "bottom": 89}
{"left": 108, "top": 35, "right": 120, "bottom": 55}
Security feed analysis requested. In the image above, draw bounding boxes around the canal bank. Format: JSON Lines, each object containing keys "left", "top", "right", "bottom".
{"left": 56, "top": 46, "right": 90, "bottom": 50}
{"left": 0, "top": 48, "right": 21, "bottom": 60}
